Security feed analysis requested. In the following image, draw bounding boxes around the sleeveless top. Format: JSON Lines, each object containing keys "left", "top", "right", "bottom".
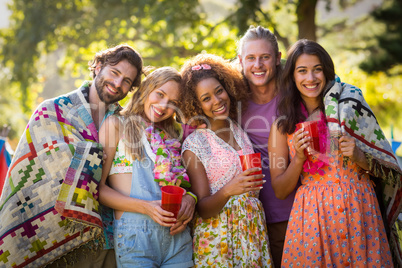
{"left": 109, "top": 116, "right": 156, "bottom": 175}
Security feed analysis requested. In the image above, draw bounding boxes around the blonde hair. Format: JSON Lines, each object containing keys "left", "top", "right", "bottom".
{"left": 120, "top": 66, "right": 182, "bottom": 160}
{"left": 237, "top": 25, "right": 280, "bottom": 58}
{"left": 236, "top": 25, "right": 282, "bottom": 93}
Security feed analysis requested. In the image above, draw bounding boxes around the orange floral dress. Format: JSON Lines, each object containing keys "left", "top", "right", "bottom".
{"left": 282, "top": 134, "right": 393, "bottom": 267}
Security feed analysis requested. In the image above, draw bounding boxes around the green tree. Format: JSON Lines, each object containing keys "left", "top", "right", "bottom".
{"left": 359, "top": 0, "right": 402, "bottom": 73}
{"left": 315, "top": 0, "right": 402, "bottom": 136}
{"left": 0, "top": 67, "right": 28, "bottom": 141}
{"left": 0, "top": 0, "right": 238, "bottom": 114}
{"left": 0, "top": 0, "right": 370, "bottom": 115}
{"left": 226, "top": 0, "right": 365, "bottom": 43}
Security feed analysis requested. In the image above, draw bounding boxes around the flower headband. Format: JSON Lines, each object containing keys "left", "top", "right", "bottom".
{"left": 191, "top": 64, "right": 211, "bottom": 71}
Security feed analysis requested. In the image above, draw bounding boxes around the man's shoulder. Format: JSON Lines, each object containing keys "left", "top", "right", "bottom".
{"left": 30, "top": 88, "right": 87, "bottom": 125}
{"left": 57, "top": 87, "right": 86, "bottom": 102}
{"left": 37, "top": 88, "right": 84, "bottom": 107}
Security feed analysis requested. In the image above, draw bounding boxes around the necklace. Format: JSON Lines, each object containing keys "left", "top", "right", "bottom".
{"left": 143, "top": 121, "right": 190, "bottom": 188}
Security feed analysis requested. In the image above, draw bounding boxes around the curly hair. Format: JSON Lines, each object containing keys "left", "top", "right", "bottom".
{"left": 179, "top": 53, "right": 249, "bottom": 125}
{"left": 88, "top": 44, "right": 143, "bottom": 91}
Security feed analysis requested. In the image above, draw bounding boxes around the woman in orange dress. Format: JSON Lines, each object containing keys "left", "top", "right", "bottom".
{"left": 268, "top": 39, "right": 401, "bottom": 267}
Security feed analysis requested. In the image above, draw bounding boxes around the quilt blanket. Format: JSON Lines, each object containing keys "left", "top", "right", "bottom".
{"left": 324, "top": 76, "right": 402, "bottom": 266}
{"left": 0, "top": 83, "right": 105, "bottom": 267}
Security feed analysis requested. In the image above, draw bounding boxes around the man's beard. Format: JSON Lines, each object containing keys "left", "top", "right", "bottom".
{"left": 94, "top": 73, "right": 126, "bottom": 105}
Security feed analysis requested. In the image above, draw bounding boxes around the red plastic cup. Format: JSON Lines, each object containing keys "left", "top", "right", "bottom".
{"left": 239, "top": 153, "right": 262, "bottom": 186}
{"left": 296, "top": 121, "right": 320, "bottom": 155}
{"left": 161, "top": 185, "right": 185, "bottom": 219}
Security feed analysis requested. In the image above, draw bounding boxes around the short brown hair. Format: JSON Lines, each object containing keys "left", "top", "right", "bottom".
{"left": 88, "top": 44, "right": 143, "bottom": 91}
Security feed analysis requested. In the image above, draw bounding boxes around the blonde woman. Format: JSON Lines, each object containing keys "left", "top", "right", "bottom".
{"left": 99, "top": 67, "right": 195, "bottom": 268}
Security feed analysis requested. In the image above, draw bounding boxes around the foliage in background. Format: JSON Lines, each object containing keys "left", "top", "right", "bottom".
{"left": 316, "top": 0, "right": 402, "bottom": 140}
{"left": 0, "top": 62, "right": 29, "bottom": 145}
{"left": 358, "top": 0, "right": 402, "bottom": 74}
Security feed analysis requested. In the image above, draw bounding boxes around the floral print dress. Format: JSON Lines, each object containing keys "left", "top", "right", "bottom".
{"left": 281, "top": 132, "right": 393, "bottom": 267}
{"left": 182, "top": 121, "right": 272, "bottom": 268}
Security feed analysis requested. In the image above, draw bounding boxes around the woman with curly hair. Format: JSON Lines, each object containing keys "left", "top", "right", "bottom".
{"left": 180, "top": 53, "right": 273, "bottom": 267}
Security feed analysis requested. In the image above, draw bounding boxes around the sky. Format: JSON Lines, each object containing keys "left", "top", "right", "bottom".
{"left": 0, "top": 0, "right": 11, "bottom": 29}
{"left": 317, "top": 0, "right": 382, "bottom": 21}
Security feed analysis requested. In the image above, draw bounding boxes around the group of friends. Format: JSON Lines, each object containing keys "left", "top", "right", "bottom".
{"left": 0, "top": 25, "right": 401, "bottom": 268}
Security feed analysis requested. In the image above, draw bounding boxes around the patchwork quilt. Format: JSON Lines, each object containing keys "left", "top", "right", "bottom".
{"left": 0, "top": 83, "right": 109, "bottom": 267}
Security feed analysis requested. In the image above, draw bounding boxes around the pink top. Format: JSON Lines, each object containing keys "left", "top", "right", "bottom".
{"left": 182, "top": 121, "right": 254, "bottom": 194}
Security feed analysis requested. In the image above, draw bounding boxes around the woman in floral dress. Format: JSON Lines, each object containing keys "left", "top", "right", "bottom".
{"left": 180, "top": 54, "right": 272, "bottom": 267}
{"left": 269, "top": 40, "right": 401, "bottom": 267}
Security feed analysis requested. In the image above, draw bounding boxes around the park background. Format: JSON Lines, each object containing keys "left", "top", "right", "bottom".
{"left": 0, "top": 0, "right": 401, "bottom": 159}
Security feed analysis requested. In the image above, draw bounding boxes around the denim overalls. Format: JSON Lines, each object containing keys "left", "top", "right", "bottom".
{"left": 113, "top": 136, "right": 193, "bottom": 268}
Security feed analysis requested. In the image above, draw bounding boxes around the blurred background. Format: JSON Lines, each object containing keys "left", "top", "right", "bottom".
{"left": 0, "top": 0, "right": 401, "bottom": 161}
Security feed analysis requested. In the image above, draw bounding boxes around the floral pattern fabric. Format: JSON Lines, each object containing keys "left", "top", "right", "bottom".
{"left": 282, "top": 132, "right": 393, "bottom": 267}
{"left": 109, "top": 138, "right": 134, "bottom": 175}
{"left": 182, "top": 121, "right": 272, "bottom": 268}
{"left": 144, "top": 123, "right": 190, "bottom": 187}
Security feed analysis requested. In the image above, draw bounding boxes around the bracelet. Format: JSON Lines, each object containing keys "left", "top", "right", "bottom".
{"left": 186, "top": 191, "right": 198, "bottom": 204}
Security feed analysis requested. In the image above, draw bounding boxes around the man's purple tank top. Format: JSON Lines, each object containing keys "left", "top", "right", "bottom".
{"left": 240, "top": 95, "right": 298, "bottom": 224}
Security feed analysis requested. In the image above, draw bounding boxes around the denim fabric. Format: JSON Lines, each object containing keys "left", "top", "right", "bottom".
{"left": 113, "top": 151, "right": 193, "bottom": 268}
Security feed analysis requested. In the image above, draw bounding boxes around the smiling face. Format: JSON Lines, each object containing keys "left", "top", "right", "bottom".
{"left": 143, "top": 80, "right": 179, "bottom": 123}
{"left": 293, "top": 53, "right": 326, "bottom": 104}
{"left": 195, "top": 77, "right": 230, "bottom": 123}
{"left": 239, "top": 39, "right": 281, "bottom": 91}
{"left": 94, "top": 59, "right": 138, "bottom": 104}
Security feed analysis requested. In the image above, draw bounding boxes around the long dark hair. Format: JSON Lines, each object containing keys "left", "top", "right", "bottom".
{"left": 277, "top": 39, "right": 335, "bottom": 134}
